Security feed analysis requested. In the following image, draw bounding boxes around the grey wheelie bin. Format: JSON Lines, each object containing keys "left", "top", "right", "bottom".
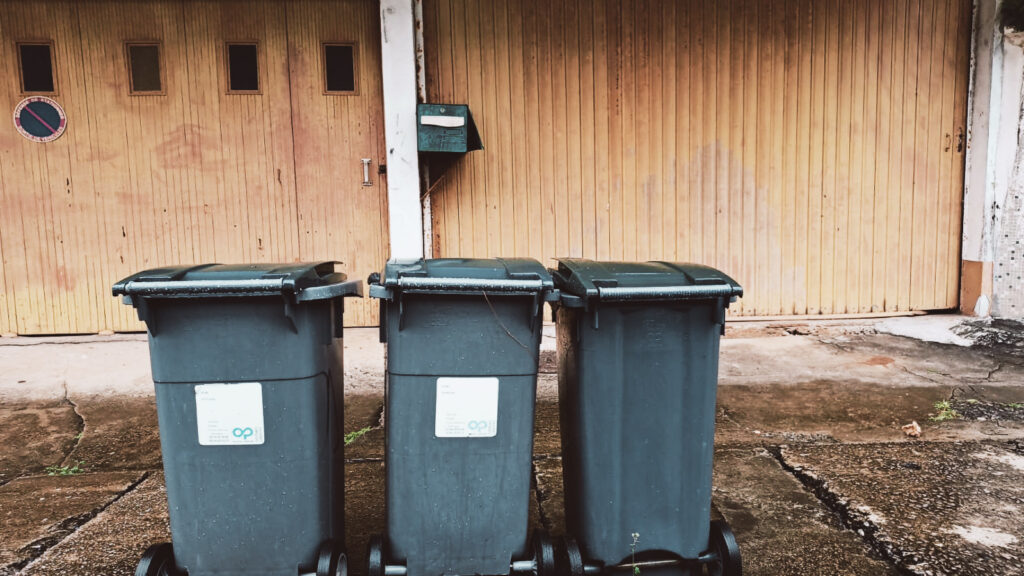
{"left": 550, "top": 259, "right": 744, "bottom": 576}
{"left": 112, "top": 262, "right": 362, "bottom": 576}
{"left": 366, "top": 258, "right": 558, "bottom": 576}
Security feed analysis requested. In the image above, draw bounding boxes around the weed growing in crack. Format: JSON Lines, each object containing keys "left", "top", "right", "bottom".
{"left": 45, "top": 461, "right": 85, "bottom": 476}
{"left": 930, "top": 400, "right": 960, "bottom": 422}
{"left": 74, "top": 432, "right": 83, "bottom": 440}
{"left": 630, "top": 532, "right": 640, "bottom": 575}
{"left": 344, "top": 426, "right": 373, "bottom": 445}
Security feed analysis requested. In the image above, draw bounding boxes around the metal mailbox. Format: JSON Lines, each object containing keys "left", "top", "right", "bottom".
{"left": 417, "top": 103, "right": 482, "bottom": 153}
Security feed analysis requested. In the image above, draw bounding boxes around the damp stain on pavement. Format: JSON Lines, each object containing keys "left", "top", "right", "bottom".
{"left": 777, "top": 442, "right": 1024, "bottom": 576}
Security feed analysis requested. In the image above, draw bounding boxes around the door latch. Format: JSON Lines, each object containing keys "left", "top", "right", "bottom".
{"left": 362, "top": 158, "right": 373, "bottom": 186}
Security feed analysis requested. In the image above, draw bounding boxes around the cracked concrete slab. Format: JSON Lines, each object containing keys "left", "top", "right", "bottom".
{"left": 950, "top": 387, "right": 1024, "bottom": 423}
{"left": 0, "top": 403, "right": 80, "bottom": 483}
{"left": 533, "top": 457, "right": 565, "bottom": 537}
{"left": 532, "top": 447, "right": 900, "bottom": 575}
{"left": 718, "top": 336, "right": 935, "bottom": 388}
{"left": 19, "top": 472, "right": 168, "bottom": 576}
{"left": 3, "top": 319, "right": 1023, "bottom": 576}
{"left": 0, "top": 471, "right": 144, "bottom": 573}
{"left": 0, "top": 337, "right": 152, "bottom": 402}
{"left": 343, "top": 394, "right": 384, "bottom": 439}
{"left": 528, "top": 467, "right": 544, "bottom": 537}
{"left": 716, "top": 382, "right": 1024, "bottom": 444}
{"left": 717, "top": 381, "right": 945, "bottom": 444}
{"left": 874, "top": 316, "right": 976, "bottom": 347}
{"left": 344, "top": 460, "right": 385, "bottom": 574}
{"left": 344, "top": 424, "right": 384, "bottom": 461}
{"left": 822, "top": 332, "right": 1024, "bottom": 387}
{"left": 779, "top": 442, "right": 1024, "bottom": 576}
{"left": 537, "top": 373, "right": 558, "bottom": 399}
{"left": 533, "top": 400, "right": 562, "bottom": 458}
{"left": 66, "top": 397, "right": 161, "bottom": 472}
{"left": 713, "top": 447, "right": 900, "bottom": 575}
{"left": 342, "top": 330, "right": 386, "bottom": 396}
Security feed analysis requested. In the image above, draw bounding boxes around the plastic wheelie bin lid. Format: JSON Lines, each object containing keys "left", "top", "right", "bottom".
{"left": 369, "top": 258, "right": 556, "bottom": 299}
{"left": 113, "top": 262, "right": 363, "bottom": 302}
{"left": 552, "top": 259, "right": 742, "bottom": 306}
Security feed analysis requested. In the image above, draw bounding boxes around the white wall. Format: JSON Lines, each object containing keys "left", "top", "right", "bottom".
{"left": 963, "top": 0, "right": 1024, "bottom": 317}
{"left": 992, "top": 31, "right": 1024, "bottom": 317}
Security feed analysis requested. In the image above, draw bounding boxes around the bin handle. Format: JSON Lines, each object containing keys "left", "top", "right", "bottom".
{"left": 595, "top": 284, "right": 739, "bottom": 302}
{"left": 295, "top": 275, "right": 364, "bottom": 302}
{"left": 394, "top": 276, "right": 545, "bottom": 293}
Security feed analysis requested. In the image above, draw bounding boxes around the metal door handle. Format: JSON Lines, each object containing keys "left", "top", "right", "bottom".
{"left": 362, "top": 158, "right": 373, "bottom": 186}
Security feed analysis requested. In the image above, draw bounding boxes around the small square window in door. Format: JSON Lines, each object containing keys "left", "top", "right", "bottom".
{"left": 18, "top": 43, "right": 56, "bottom": 93}
{"left": 323, "top": 44, "right": 356, "bottom": 93}
{"left": 227, "top": 43, "right": 260, "bottom": 92}
{"left": 127, "top": 43, "right": 162, "bottom": 93}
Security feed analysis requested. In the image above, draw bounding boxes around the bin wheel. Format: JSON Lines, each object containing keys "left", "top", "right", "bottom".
{"left": 135, "top": 542, "right": 175, "bottom": 576}
{"left": 316, "top": 539, "right": 340, "bottom": 576}
{"left": 557, "top": 536, "right": 585, "bottom": 576}
{"left": 366, "top": 534, "right": 385, "bottom": 576}
{"left": 531, "top": 530, "right": 556, "bottom": 576}
{"left": 707, "top": 520, "right": 742, "bottom": 576}
{"left": 334, "top": 552, "right": 348, "bottom": 576}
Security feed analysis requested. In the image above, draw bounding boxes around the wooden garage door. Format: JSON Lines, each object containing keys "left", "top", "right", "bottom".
{"left": 424, "top": 0, "right": 971, "bottom": 315}
{"left": 0, "top": 0, "right": 386, "bottom": 333}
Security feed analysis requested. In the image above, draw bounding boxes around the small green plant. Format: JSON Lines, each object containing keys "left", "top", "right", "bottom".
{"left": 45, "top": 461, "right": 84, "bottom": 476}
{"left": 1006, "top": 402, "right": 1024, "bottom": 410}
{"left": 74, "top": 432, "right": 84, "bottom": 440}
{"left": 344, "top": 426, "right": 373, "bottom": 446}
{"left": 930, "top": 400, "right": 960, "bottom": 422}
{"left": 966, "top": 399, "right": 979, "bottom": 405}
{"left": 630, "top": 532, "right": 640, "bottom": 575}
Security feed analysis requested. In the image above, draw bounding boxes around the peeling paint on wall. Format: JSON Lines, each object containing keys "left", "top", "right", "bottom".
{"left": 964, "top": 1, "right": 1024, "bottom": 318}
{"left": 992, "top": 32, "right": 1024, "bottom": 317}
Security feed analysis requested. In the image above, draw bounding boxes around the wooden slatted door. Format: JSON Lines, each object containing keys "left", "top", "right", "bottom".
{"left": 424, "top": 0, "right": 972, "bottom": 315}
{"left": 0, "top": 1, "right": 94, "bottom": 334}
{"left": 286, "top": 0, "right": 389, "bottom": 327}
{"left": 0, "top": 0, "right": 386, "bottom": 333}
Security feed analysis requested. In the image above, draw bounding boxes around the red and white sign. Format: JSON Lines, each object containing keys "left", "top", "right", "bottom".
{"left": 13, "top": 96, "right": 67, "bottom": 143}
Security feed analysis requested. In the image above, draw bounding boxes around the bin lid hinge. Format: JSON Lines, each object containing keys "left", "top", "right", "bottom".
{"left": 397, "top": 292, "right": 406, "bottom": 332}
{"left": 530, "top": 292, "right": 542, "bottom": 331}
{"left": 716, "top": 297, "right": 726, "bottom": 335}
{"left": 132, "top": 296, "right": 156, "bottom": 336}
{"left": 281, "top": 295, "right": 299, "bottom": 334}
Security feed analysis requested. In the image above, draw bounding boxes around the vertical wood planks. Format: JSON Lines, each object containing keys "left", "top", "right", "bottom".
{"left": 423, "top": 0, "right": 972, "bottom": 316}
{"left": 0, "top": 0, "right": 976, "bottom": 332}
{"left": 0, "top": 0, "right": 388, "bottom": 332}
{"left": 286, "top": 0, "right": 388, "bottom": 326}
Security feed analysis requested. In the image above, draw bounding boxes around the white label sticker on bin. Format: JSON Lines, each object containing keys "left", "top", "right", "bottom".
{"left": 195, "top": 383, "right": 265, "bottom": 446}
{"left": 435, "top": 377, "right": 499, "bottom": 438}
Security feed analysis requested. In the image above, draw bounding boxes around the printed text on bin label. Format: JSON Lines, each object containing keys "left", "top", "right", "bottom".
{"left": 195, "top": 383, "right": 265, "bottom": 446}
{"left": 435, "top": 377, "right": 499, "bottom": 438}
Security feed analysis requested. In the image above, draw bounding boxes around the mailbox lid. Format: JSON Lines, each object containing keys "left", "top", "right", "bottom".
{"left": 417, "top": 103, "right": 481, "bottom": 153}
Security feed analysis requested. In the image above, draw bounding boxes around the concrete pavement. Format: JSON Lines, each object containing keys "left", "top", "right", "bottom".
{"left": 1, "top": 317, "right": 1022, "bottom": 575}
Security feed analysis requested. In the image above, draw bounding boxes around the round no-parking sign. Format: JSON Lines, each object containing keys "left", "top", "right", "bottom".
{"left": 13, "top": 96, "right": 67, "bottom": 143}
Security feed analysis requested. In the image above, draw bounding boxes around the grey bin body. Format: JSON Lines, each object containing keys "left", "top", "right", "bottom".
{"left": 113, "top": 263, "right": 362, "bottom": 576}
{"left": 370, "top": 258, "right": 555, "bottom": 576}
{"left": 551, "top": 259, "right": 742, "bottom": 572}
